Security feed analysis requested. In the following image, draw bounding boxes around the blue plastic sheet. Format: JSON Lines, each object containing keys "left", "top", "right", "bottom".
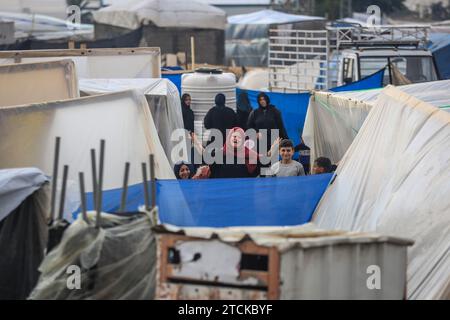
{"left": 156, "top": 174, "right": 333, "bottom": 227}
{"left": 238, "top": 68, "right": 385, "bottom": 146}
{"left": 162, "top": 73, "right": 182, "bottom": 93}
{"left": 428, "top": 33, "right": 450, "bottom": 80}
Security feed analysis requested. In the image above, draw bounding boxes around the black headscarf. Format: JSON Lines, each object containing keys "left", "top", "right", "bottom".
{"left": 257, "top": 92, "right": 270, "bottom": 108}
{"left": 214, "top": 93, "right": 226, "bottom": 107}
{"left": 181, "top": 93, "right": 191, "bottom": 109}
{"left": 173, "top": 161, "right": 195, "bottom": 179}
{"left": 237, "top": 91, "right": 252, "bottom": 112}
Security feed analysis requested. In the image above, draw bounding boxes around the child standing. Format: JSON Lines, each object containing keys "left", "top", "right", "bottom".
{"left": 270, "top": 139, "right": 305, "bottom": 177}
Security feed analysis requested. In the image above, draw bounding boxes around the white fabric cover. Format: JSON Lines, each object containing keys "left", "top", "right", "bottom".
{"left": 0, "top": 167, "right": 48, "bottom": 222}
{"left": 312, "top": 86, "right": 450, "bottom": 299}
{"left": 303, "top": 80, "right": 450, "bottom": 164}
{"left": 93, "top": 0, "right": 227, "bottom": 30}
{"left": 79, "top": 78, "right": 186, "bottom": 165}
{"left": 0, "top": 90, "right": 175, "bottom": 206}
{"left": 227, "top": 9, "right": 324, "bottom": 25}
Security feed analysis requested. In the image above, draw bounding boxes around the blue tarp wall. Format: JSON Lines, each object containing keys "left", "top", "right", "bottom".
{"left": 429, "top": 33, "right": 450, "bottom": 80}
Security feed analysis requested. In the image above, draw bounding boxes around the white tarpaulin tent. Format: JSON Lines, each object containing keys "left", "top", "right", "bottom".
{"left": 93, "top": 0, "right": 227, "bottom": 30}
{"left": 303, "top": 80, "right": 450, "bottom": 164}
{"left": 0, "top": 47, "right": 161, "bottom": 79}
{"left": 0, "top": 90, "right": 174, "bottom": 216}
{"left": 312, "top": 86, "right": 450, "bottom": 299}
{"left": 79, "top": 78, "right": 186, "bottom": 166}
{"left": 0, "top": 60, "right": 79, "bottom": 107}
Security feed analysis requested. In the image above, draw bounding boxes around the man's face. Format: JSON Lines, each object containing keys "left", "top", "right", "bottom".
{"left": 258, "top": 97, "right": 267, "bottom": 107}
{"left": 179, "top": 165, "right": 191, "bottom": 179}
{"left": 313, "top": 164, "right": 325, "bottom": 175}
{"left": 280, "top": 147, "right": 293, "bottom": 161}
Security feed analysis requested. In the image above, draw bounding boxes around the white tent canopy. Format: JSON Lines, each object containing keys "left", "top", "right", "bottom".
{"left": 0, "top": 90, "right": 174, "bottom": 217}
{"left": 312, "top": 86, "right": 450, "bottom": 299}
{"left": 79, "top": 78, "right": 186, "bottom": 166}
{"left": 227, "top": 9, "right": 324, "bottom": 25}
{"left": 303, "top": 80, "right": 450, "bottom": 164}
{"left": 93, "top": 0, "right": 227, "bottom": 30}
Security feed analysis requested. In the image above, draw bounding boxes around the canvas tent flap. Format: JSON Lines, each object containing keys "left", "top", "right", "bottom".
{"left": 0, "top": 168, "right": 49, "bottom": 222}
{"left": 303, "top": 80, "right": 450, "bottom": 164}
{"left": 312, "top": 86, "right": 450, "bottom": 299}
{"left": 0, "top": 60, "right": 79, "bottom": 107}
{"left": 79, "top": 78, "right": 186, "bottom": 166}
{"left": 93, "top": 0, "right": 227, "bottom": 30}
{"left": 227, "top": 9, "right": 324, "bottom": 25}
{"left": 0, "top": 48, "right": 161, "bottom": 79}
{"left": 0, "top": 90, "right": 174, "bottom": 216}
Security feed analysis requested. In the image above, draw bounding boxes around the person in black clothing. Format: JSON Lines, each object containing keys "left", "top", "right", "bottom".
{"left": 246, "top": 92, "right": 288, "bottom": 151}
{"left": 204, "top": 93, "right": 237, "bottom": 145}
{"left": 312, "top": 157, "right": 334, "bottom": 174}
{"left": 294, "top": 137, "right": 311, "bottom": 174}
{"left": 181, "top": 93, "right": 194, "bottom": 133}
{"left": 236, "top": 90, "right": 252, "bottom": 130}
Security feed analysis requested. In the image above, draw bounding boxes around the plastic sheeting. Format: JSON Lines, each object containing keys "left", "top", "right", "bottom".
{"left": 0, "top": 90, "right": 175, "bottom": 218}
{"left": 0, "top": 48, "right": 161, "bottom": 79}
{"left": 312, "top": 86, "right": 450, "bottom": 299}
{"left": 79, "top": 78, "right": 186, "bottom": 166}
{"left": 29, "top": 212, "right": 156, "bottom": 300}
{"left": 93, "top": 0, "right": 227, "bottom": 30}
{"left": 226, "top": 39, "right": 268, "bottom": 67}
{"left": 0, "top": 168, "right": 49, "bottom": 299}
{"left": 238, "top": 68, "right": 385, "bottom": 146}
{"left": 156, "top": 174, "right": 332, "bottom": 227}
{"left": 0, "top": 60, "right": 79, "bottom": 107}
{"left": 303, "top": 80, "right": 450, "bottom": 164}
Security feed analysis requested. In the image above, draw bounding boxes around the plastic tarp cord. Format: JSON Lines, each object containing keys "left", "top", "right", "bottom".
{"left": 93, "top": 0, "right": 227, "bottom": 30}
{"left": 0, "top": 60, "right": 79, "bottom": 108}
{"left": 0, "top": 90, "right": 175, "bottom": 220}
{"left": 0, "top": 48, "right": 161, "bottom": 79}
{"left": 79, "top": 78, "right": 187, "bottom": 166}
{"left": 238, "top": 69, "right": 384, "bottom": 146}
{"left": 303, "top": 79, "right": 450, "bottom": 164}
{"left": 156, "top": 174, "right": 333, "bottom": 228}
{"left": 29, "top": 213, "right": 156, "bottom": 300}
{"left": 0, "top": 186, "right": 49, "bottom": 300}
{"left": 0, "top": 168, "right": 49, "bottom": 222}
{"left": 312, "top": 86, "right": 450, "bottom": 299}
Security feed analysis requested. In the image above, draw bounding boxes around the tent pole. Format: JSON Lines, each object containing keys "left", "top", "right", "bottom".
{"left": 57, "top": 165, "right": 69, "bottom": 221}
{"left": 50, "top": 136, "right": 61, "bottom": 222}
{"left": 190, "top": 36, "right": 195, "bottom": 71}
{"left": 78, "top": 172, "right": 89, "bottom": 224}
{"left": 150, "top": 154, "right": 156, "bottom": 209}
{"left": 119, "top": 162, "right": 130, "bottom": 212}
{"left": 90, "top": 149, "right": 97, "bottom": 211}
{"left": 96, "top": 140, "right": 105, "bottom": 229}
{"left": 141, "top": 163, "right": 150, "bottom": 211}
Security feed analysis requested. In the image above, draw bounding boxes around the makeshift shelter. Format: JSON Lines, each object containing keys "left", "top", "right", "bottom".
{"left": 0, "top": 90, "right": 174, "bottom": 216}
{"left": 428, "top": 32, "right": 450, "bottom": 80}
{"left": 226, "top": 9, "right": 325, "bottom": 66}
{"left": 79, "top": 78, "right": 186, "bottom": 166}
{"left": 312, "top": 86, "right": 450, "bottom": 299}
{"left": 303, "top": 80, "right": 450, "bottom": 164}
{"left": 93, "top": 0, "right": 227, "bottom": 65}
{"left": 0, "top": 168, "right": 49, "bottom": 299}
{"left": 0, "top": 60, "right": 79, "bottom": 107}
{"left": 0, "top": 47, "right": 161, "bottom": 79}
{"left": 29, "top": 212, "right": 157, "bottom": 300}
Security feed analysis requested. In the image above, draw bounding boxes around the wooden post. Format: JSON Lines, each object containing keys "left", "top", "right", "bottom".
{"left": 120, "top": 162, "right": 130, "bottom": 212}
{"left": 190, "top": 36, "right": 195, "bottom": 71}
{"left": 68, "top": 40, "right": 75, "bottom": 49}
{"left": 79, "top": 172, "right": 89, "bottom": 224}
{"left": 57, "top": 165, "right": 69, "bottom": 221}
{"left": 149, "top": 154, "right": 156, "bottom": 209}
{"left": 142, "top": 163, "right": 150, "bottom": 211}
{"left": 90, "top": 149, "right": 97, "bottom": 211}
{"left": 96, "top": 140, "right": 105, "bottom": 228}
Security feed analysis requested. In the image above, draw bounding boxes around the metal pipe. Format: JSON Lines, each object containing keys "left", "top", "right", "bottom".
{"left": 141, "top": 162, "right": 150, "bottom": 211}
{"left": 90, "top": 148, "right": 97, "bottom": 210}
{"left": 190, "top": 36, "right": 195, "bottom": 71}
{"left": 119, "top": 162, "right": 130, "bottom": 212}
{"left": 50, "top": 136, "right": 61, "bottom": 221}
{"left": 96, "top": 140, "right": 105, "bottom": 229}
{"left": 149, "top": 154, "right": 156, "bottom": 209}
{"left": 57, "top": 165, "right": 69, "bottom": 221}
{"left": 78, "top": 172, "right": 89, "bottom": 224}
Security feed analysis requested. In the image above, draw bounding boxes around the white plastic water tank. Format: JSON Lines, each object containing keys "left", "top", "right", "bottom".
{"left": 182, "top": 68, "right": 236, "bottom": 141}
